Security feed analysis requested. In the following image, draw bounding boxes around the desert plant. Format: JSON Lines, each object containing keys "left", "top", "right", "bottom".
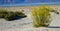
{"left": 4, "top": 11, "right": 27, "bottom": 21}
{"left": 14, "top": 11, "right": 26, "bottom": 17}
{"left": 0, "top": 10, "right": 27, "bottom": 21}
{"left": 0, "top": 10, "right": 8, "bottom": 18}
{"left": 31, "top": 5, "right": 59, "bottom": 27}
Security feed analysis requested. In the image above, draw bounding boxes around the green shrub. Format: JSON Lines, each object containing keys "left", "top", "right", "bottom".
{"left": 0, "top": 10, "right": 8, "bottom": 18}
{"left": 0, "top": 10, "right": 27, "bottom": 21}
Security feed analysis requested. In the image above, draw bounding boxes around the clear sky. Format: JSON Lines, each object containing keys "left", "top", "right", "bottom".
{"left": 0, "top": 0, "right": 60, "bottom": 6}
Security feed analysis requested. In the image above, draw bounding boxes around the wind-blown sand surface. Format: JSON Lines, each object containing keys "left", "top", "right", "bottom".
{"left": 0, "top": 5, "right": 60, "bottom": 31}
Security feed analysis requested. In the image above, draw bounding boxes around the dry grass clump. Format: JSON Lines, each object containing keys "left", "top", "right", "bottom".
{"left": 31, "top": 5, "right": 59, "bottom": 27}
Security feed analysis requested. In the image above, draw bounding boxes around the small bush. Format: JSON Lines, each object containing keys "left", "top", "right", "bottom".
{"left": 31, "top": 5, "right": 59, "bottom": 27}
{"left": 0, "top": 10, "right": 27, "bottom": 21}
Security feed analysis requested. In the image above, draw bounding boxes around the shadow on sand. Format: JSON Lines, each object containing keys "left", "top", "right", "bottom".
{"left": 47, "top": 26, "right": 60, "bottom": 28}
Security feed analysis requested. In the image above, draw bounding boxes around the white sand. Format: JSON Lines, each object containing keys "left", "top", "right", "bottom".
{"left": 0, "top": 5, "right": 60, "bottom": 31}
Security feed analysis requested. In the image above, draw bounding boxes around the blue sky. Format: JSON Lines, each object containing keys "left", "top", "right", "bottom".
{"left": 0, "top": 0, "right": 60, "bottom": 6}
